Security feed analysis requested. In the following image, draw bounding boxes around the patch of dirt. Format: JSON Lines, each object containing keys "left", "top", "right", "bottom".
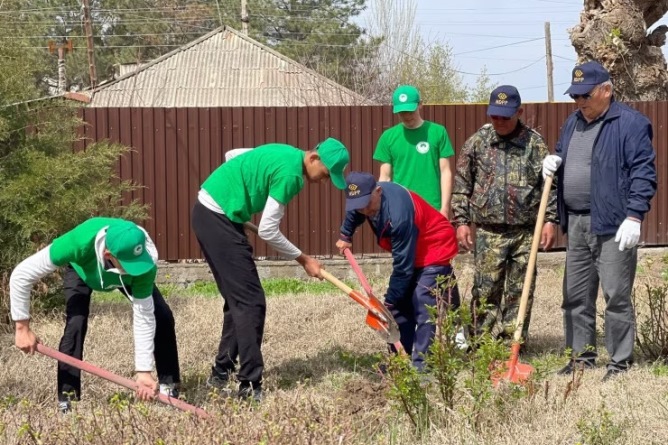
{"left": 336, "top": 378, "right": 388, "bottom": 415}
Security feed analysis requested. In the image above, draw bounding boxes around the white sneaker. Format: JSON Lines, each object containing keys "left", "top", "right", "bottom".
{"left": 58, "top": 401, "right": 71, "bottom": 414}
{"left": 159, "top": 383, "right": 179, "bottom": 398}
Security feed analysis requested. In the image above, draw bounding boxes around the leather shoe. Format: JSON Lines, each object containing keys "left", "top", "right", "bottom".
{"left": 602, "top": 368, "right": 628, "bottom": 382}
{"left": 557, "top": 360, "right": 594, "bottom": 376}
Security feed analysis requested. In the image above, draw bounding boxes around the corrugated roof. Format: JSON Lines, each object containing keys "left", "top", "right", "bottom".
{"left": 88, "top": 26, "right": 368, "bottom": 107}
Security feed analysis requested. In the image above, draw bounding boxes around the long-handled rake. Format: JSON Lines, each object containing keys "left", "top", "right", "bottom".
{"left": 491, "top": 174, "right": 553, "bottom": 386}
{"left": 36, "top": 344, "right": 209, "bottom": 418}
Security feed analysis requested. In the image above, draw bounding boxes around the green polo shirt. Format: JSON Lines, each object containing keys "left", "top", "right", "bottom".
{"left": 201, "top": 143, "right": 305, "bottom": 223}
{"left": 49, "top": 217, "right": 157, "bottom": 298}
{"left": 373, "top": 121, "right": 454, "bottom": 210}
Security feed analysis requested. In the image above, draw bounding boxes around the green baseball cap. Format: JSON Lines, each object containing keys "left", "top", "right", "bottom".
{"left": 316, "top": 137, "right": 350, "bottom": 190}
{"left": 392, "top": 85, "right": 420, "bottom": 113}
{"left": 106, "top": 221, "right": 155, "bottom": 276}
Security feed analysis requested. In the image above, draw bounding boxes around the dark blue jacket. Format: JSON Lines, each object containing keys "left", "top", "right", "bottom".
{"left": 555, "top": 100, "right": 657, "bottom": 235}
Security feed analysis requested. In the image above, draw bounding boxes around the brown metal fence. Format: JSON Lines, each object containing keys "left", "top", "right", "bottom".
{"left": 78, "top": 103, "right": 667, "bottom": 261}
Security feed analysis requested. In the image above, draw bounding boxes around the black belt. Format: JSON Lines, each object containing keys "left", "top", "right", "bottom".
{"left": 477, "top": 224, "right": 532, "bottom": 232}
{"left": 568, "top": 209, "right": 590, "bottom": 215}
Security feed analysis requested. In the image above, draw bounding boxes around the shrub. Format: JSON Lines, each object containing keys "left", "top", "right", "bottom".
{"left": 0, "top": 102, "right": 146, "bottom": 325}
{"left": 383, "top": 275, "right": 508, "bottom": 433}
{"left": 634, "top": 283, "right": 668, "bottom": 362}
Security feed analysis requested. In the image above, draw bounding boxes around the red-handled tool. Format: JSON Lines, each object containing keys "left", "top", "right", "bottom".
{"left": 342, "top": 248, "right": 404, "bottom": 353}
{"left": 243, "top": 222, "right": 402, "bottom": 347}
{"left": 36, "top": 343, "right": 209, "bottom": 418}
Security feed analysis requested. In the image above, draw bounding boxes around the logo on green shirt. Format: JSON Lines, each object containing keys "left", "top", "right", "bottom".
{"left": 416, "top": 141, "right": 430, "bottom": 154}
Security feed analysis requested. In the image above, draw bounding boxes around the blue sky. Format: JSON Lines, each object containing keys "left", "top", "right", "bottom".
{"left": 365, "top": 0, "right": 668, "bottom": 102}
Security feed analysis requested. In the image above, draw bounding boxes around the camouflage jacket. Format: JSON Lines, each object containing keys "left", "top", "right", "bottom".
{"left": 451, "top": 122, "right": 558, "bottom": 227}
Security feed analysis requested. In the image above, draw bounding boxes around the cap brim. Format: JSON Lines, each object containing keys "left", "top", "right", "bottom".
{"left": 346, "top": 194, "right": 372, "bottom": 212}
{"left": 119, "top": 251, "right": 155, "bottom": 276}
{"left": 564, "top": 84, "right": 595, "bottom": 95}
{"left": 330, "top": 172, "right": 347, "bottom": 190}
{"left": 393, "top": 103, "right": 418, "bottom": 113}
{"left": 486, "top": 105, "right": 517, "bottom": 118}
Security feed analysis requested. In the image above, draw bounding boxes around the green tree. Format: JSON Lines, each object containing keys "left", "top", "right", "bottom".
{"left": 210, "top": 0, "right": 379, "bottom": 92}
{"left": 0, "top": 0, "right": 219, "bottom": 91}
{"left": 0, "top": 4, "right": 146, "bottom": 322}
{"left": 395, "top": 42, "right": 468, "bottom": 104}
{"left": 468, "top": 67, "right": 497, "bottom": 104}
{"left": 2, "top": 1, "right": 376, "bottom": 93}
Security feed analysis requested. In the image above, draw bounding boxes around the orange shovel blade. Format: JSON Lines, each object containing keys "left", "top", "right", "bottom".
{"left": 491, "top": 343, "right": 535, "bottom": 386}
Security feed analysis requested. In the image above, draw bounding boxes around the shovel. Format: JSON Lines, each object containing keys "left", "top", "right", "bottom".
{"left": 491, "top": 174, "right": 553, "bottom": 386}
{"left": 341, "top": 248, "right": 404, "bottom": 352}
{"left": 319, "top": 269, "right": 401, "bottom": 346}
{"left": 36, "top": 344, "right": 209, "bottom": 418}
{"left": 243, "top": 222, "right": 401, "bottom": 345}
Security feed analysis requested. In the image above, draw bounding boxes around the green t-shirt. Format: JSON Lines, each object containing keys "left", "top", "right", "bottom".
{"left": 201, "top": 143, "right": 305, "bottom": 223}
{"left": 49, "top": 217, "right": 157, "bottom": 298}
{"left": 373, "top": 121, "right": 454, "bottom": 210}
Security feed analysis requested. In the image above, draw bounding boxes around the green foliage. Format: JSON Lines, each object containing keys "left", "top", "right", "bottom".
{"left": 392, "top": 41, "right": 496, "bottom": 104}
{"left": 1, "top": 0, "right": 220, "bottom": 92}
{"left": 108, "top": 392, "right": 132, "bottom": 411}
{"left": 650, "top": 362, "right": 668, "bottom": 377}
{"left": 384, "top": 275, "right": 510, "bottom": 433}
{"left": 633, "top": 283, "right": 668, "bottom": 362}
{"left": 4, "top": 1, "right": 377, "bottom": 93}
{"left": 249, "top": 0, "right": 381, "bottom": 91}
{"left": 385, "top": 353, "right": 430, "bottom": 435}
{"left": 468, "top": 67, "right": 498, "bottom": 103}
{"left": 576, "top": 401, "right": 627, "bottom": 445}
{"left": 2, "top": 1, "right": 494, "bottom": 103}
{"left": 93, "top": 277, "right": 352, "bottom": 303}
{"left": 262, "top": 277, "right": 354, "bottom": 296}
{"left": 0, "top": 396, "right": 19, "bottom": 410}
{"left": 0, "top": 14, "right": 148, "bottom": 322}
{"left": 395, "top": 42, "right": 467, "bottom": 104}
{"left": 0, "top": 105, "right": 146, "bottom": 321}
{"left": 337, "top": 349, "right": 383, "bottom": 371}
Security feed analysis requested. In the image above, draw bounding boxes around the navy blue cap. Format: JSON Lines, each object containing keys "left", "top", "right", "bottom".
{"left": 345, "top": 172, "right": 377, "bottom": 212}
{"left": 487, "top": 85, "right": 521, "bottom": 118}
{"left": 565, "top": 61, "right": 610, "bottom": 95}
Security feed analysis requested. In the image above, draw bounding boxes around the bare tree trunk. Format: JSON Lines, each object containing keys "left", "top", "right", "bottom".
{"left": 570, "top": 0, "right": 668, "bottom": 100}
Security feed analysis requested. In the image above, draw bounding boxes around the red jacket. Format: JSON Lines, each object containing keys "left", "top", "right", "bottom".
{"left": 340, "top": 182, "right": 458, "bottom": 304}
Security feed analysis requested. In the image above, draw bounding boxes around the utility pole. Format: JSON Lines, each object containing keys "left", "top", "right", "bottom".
{"left": 48, "top": 39, "right": 73, "bottom": 94}
{"left": 241, "top": 0, "right": 249, "bottom": 35}
{"left": 544, "top": 21, "right": 554, "bottom": 102}
{"left": 82, "top": 0, "right": 98, "bottom": 89}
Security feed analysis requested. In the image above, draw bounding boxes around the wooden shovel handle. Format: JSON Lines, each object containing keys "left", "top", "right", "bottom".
{"left": 513, "top": 174, "right": 553, "bottom": 342}
{"left": 321, "top": 270, "right": 387, "bottom": 319}
{"left": 320, "top": 269, "right": 354, "bottom": 294}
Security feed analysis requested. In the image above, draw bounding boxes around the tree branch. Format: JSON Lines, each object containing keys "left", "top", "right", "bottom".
{"left": 648, "top": 25, "right": 668, "bottom": 47}
{"left": 634, "top": 0, "right": 668, "bottom": 28}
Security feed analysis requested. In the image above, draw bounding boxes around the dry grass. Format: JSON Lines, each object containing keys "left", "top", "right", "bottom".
{"left": 2, "top": 251, "right": 668, "bottom": 444}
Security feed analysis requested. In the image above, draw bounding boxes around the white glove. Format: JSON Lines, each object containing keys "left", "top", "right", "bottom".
{"left": 615, "top": 218, "right": 641, "bottom": 251}
{"left": 542, "top": 155, "right": 562, "bottom": 179}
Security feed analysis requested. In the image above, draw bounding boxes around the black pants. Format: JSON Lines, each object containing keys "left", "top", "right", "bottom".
{"left": 191, "top": 201, "right": 266, "bottom": 386}
{"left": 57, "top": 266, "right": 181, "bottom": 402}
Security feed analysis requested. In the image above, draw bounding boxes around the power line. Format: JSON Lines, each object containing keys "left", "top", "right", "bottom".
{"left": 521, "top": 81, "right": 570, "bottom": 91}
{"left": 379, "top": 38, "right": 547, "bottom": 76}
{"left": 0, "top": 30, "right": 372, "bottom": 40}
{"left": 453, "top": 38, "right": 545, "bottom": 56}
{"left": 553, "top": 54, "right": 577, "bottom": 62}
